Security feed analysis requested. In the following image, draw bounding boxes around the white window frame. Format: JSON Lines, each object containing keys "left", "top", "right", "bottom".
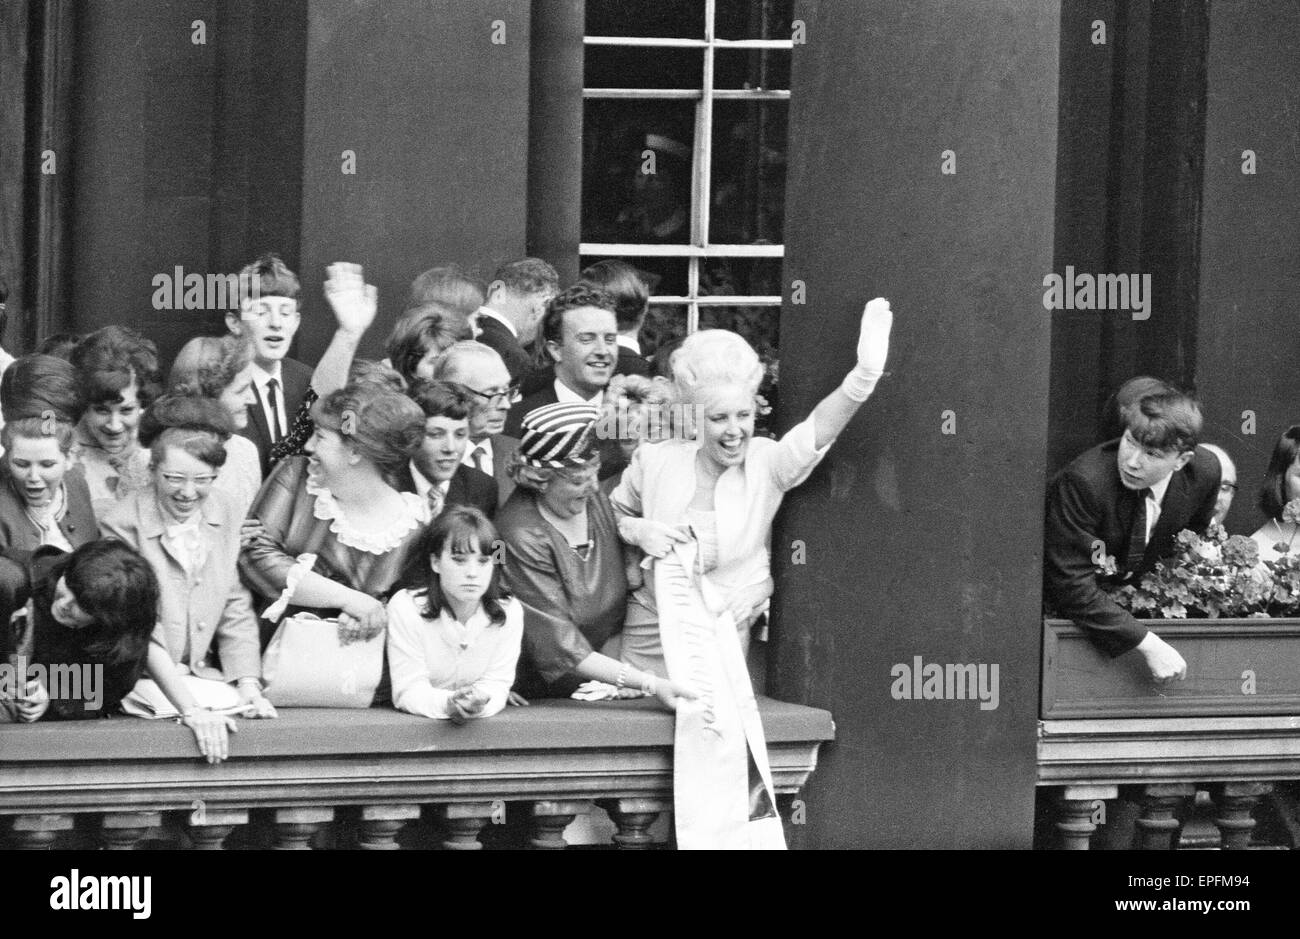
{"left": 581, "top": 0, "right": 793, "bottom": 333}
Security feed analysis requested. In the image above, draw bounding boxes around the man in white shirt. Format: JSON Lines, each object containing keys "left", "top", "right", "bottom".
{"left": 503, "top": 285, "right": 626, "bottom": 481}
{"left": 403, "top": 376, "right": 498, "bottom": 518}
{"left": 224, "top": 254, "right": 312, "bottom": 475}
{"left": 1043, "top": 390, "right": 1221, "bottom": 681}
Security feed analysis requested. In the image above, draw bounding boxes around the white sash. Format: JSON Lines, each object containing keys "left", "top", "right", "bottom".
{"left": 655, "top": 540, "right": 785, "bottom": 850}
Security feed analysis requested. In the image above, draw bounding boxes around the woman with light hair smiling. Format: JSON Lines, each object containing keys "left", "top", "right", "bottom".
{"left": 610, "top": 297, "right": 894, "bottom": 849}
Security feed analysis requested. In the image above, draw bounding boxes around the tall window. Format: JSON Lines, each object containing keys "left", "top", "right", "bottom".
{"left": 581, "top": 0, "right": 792, "bottom": 406}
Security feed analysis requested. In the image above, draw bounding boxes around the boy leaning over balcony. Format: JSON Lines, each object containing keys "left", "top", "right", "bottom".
{"left": 1043, "top": 389, "right": 1220, "bottom": 681}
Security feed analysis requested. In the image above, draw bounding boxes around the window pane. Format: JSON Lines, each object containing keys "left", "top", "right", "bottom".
{"left": 715, "top": 0, "right": 794, "bottom": 41}
{"left": 585, "top": 46, "right": 702, "bottom": 89}
{"left": 714, "top": 48, "right": 791, "bottom": 91}
{"left": 709, "top": 101, "right": 788, "bottom": 244}
{"left": 700, "top": 257, "right": 783, "bottom": 300}
{"left": 586, "top": 0, "right": 703, "bottom": 39}
{"left": 582, "top": 101, "right": 695, "bottom": 246}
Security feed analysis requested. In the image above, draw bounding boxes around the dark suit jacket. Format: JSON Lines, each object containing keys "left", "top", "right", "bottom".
{"left": 490, "top": 435, "right": 521, "bottom": 507}
{"left": 0, "top": 466, "right": 99, "bottom": 560}
{"left": 475, "top": 315, "right": 532, "bottom": 385}
{"left": 394, "top": 463, "right": 498, "bottom": 519}
{"left": 238, "top": 357, "right": 312, "bottom": 477}
{"left": 504, "top": 384, "right": 628, "bottom": 482}
{"left": 1043, "top": 440, "right": 1220, "bottom": 657}
{"left": 615, "top": 343, "right": 652, "bottom": 379}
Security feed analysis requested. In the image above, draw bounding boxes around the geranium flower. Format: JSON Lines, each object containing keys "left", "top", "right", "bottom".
{"left": 1222, "top": 535, "right": 1260, "bottom": 568}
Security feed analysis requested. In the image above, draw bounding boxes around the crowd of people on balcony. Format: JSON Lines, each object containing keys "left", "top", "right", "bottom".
{"left": 0, "top": 251, "right": 890, "bottom": 812}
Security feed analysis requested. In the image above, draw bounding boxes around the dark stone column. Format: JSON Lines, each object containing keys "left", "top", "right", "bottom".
{"left": 297, "top": 0, "right": 533, "bottom": 363}
{"left": 770, "top": 0, "right": 1060, "bottom": 848}
{"left": 526, "top": 0, "right": 584, "bottom": 284}
{"left": 1194, "top": 2, "right": 1300, "bottom": 537}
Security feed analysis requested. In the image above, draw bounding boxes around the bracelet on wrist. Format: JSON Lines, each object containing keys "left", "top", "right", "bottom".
{"left": 615, "top": 664, "right": 629, "bottom": 690}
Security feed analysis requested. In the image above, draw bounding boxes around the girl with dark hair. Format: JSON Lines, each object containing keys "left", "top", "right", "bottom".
{"left": 386, "top": 507, "right": 522, "bottom": 721}
{"left": 69, "top": 325, "right": 164, "bottom": 510}
{"left": 1252, "top": 425, "right": 1300, "bottom": 561}
{"left": 0, "top": 540, "right": 158, "bottom": 723}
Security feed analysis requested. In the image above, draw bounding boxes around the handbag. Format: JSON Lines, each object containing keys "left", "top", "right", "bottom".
{"left": 261, "top": 612, "right": 385, "bottom": 708}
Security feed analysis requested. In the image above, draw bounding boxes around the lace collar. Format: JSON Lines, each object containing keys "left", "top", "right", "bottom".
{"left": 304, "top": 459, "right": 429, "bottom": 554}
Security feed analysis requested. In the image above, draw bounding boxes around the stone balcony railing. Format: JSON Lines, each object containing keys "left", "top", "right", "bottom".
{"left": 0, "top": 697, "right": 833, "bottom": 850}
{"left": 1038, "top": 618, "right": 1300, "bottom": 849}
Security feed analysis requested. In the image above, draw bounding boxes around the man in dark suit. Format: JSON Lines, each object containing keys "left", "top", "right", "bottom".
{"left": 433, "top": 342, "right": 524, "bottom": 506}
{"left": 225, "top": 254, "right": 313, "bottom": 476}
{"left": 472, "top": 258, "right": 559, "bottom": 387}
{"left": 1043, "top": 389, "right": 1220, "bottom": 681}
{"left": 578, "top": 259, "right": 653, "bottom": 379}
{"left": 504, "top": 285, "right": 627, "bottom": 482}
{"left": 401, "top": 379, "right": 497, "bottom": 518}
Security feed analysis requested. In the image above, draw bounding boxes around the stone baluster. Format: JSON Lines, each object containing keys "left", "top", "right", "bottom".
{"left": 101, "top": 812, "right": 161, "bottom": 850}
{"left": 595, "top": 797, "right": 669, "bottom": 849}
{"left": 10, "top": 814, "right": 74, "bottom": 849}
{"left": 1055, "top": 784, "right": 1117, "bottom": 850}
{"left": 273, "top": 807, "right": 334, "bottom": 850}
{"left": 359, "top": 804, "right": 420, "bottom": 850}
{"left": 528, "top": 800, "right": 588, "bottom": 850}
{"left": 187, "top": 808, "right": 248, "bottom": 850}
{"left": 436, "top": 802, "right": 500, "bottom": 850}
{"left": 1134, "top": 784, "right": 1194, "bottom": 850}
{"left": 1208, "top": 782, "right": 1274, "bottom": 850}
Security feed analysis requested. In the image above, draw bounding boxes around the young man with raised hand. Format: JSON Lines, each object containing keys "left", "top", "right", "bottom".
{"left": 225, "top": 254, "right": 312, "bottom": 475}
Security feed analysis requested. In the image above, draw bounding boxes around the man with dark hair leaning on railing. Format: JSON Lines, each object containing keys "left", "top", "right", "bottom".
{"left": 1043, "top": 389, "right": 1220, "bottom": 682}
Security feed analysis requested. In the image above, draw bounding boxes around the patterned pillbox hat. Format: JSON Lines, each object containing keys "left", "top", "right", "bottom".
{"left": 518, "top": 402, "right": 600, "bottom": 468}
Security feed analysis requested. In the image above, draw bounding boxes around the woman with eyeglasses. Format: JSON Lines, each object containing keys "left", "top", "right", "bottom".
{"left": 100, "top": 395, "right": 275, "bottom": 760}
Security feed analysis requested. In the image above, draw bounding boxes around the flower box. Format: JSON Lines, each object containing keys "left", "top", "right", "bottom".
{"left": 1041, "top": 617, "right": 1300, "bottom": 719}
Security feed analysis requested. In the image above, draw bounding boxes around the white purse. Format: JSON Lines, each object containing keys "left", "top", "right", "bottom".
{"left": 261, "top": 612, "right": 385, "bottom": 708}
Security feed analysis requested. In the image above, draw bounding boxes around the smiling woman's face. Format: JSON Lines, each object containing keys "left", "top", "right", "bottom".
{"left": 695, "top": 384, "right": 756, "bottom": 474}
{"left": 83, "top": 378, "right": 142, "bottom": 454}
{"left": 152, "top": 444, "right": 217, "bottom": 522}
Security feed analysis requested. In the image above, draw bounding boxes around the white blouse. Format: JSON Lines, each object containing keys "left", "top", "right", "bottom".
{"left": 385, "top": 589, "right": 523, "bottom": 720}
{"left": 1252, "top": 519, "right": 1300, "bottom": 563}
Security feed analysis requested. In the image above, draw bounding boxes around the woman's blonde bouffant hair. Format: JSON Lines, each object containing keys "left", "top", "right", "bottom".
{"left": 669, "top": 329, "right": 763, "bottom": 403}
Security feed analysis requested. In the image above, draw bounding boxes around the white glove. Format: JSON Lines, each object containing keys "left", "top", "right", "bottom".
{"left": 571, "top": 681, "right": 621, "bottom": 702}
{"left": 841, "top": 297, "right": 893, "bottom": 401}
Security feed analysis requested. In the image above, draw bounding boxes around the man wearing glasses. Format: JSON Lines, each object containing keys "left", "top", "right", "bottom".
{"left": 432, "top": 342, "right": 522, "bottom": 504}
{"left": 225, "top": 254, "right": 312, "bottom": 475}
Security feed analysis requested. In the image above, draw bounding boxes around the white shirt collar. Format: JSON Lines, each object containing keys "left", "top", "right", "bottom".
{"left": 250, "top": 361, "right": 283, "bottom": 386}
{"left": 475, "top": 306, "right": 517, "bottom": 339}
{"left": 554, "top": 378, "right": 604, "bottom": 407}
{"left": 1148, "top": 473, "right": 1172, "bottom": 507}
{"left": 461, "top": 437, "right": 495, "bottom": 471}
{"left": 616, "top": 335, "right": 641, "bottom": 356}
